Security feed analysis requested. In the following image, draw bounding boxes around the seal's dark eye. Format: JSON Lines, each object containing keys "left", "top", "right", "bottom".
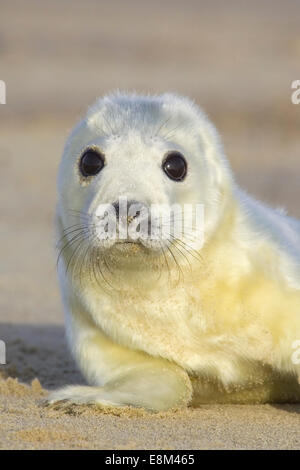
{"left": 162, "top": 151, "right": 187, "bottom": 181}
{"left": 79, "top": 149, "right": 104, "bottom": 177}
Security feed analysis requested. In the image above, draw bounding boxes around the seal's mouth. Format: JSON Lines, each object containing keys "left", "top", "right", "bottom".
{"left": 112, "top": 239, "right": 144, "bottom": 253}
{"left": 57, "top": 204, "right": 205, "bottom": 290}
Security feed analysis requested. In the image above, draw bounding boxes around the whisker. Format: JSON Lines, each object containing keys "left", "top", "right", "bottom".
{"left": 57, "top": 226, "right": 88, "bottom": 246}
{"left": 56, "top": 230, "right": 87, "bottom": 268}
{"left": 67, "top": 209, "right": 91, "bottom": 221}
{"left": 169, "top": 234, "right": 203, "bottom": 264}
{"left": 169, "top": 239, "right": 192, "bottom": 272}
{"left": 153, "top": 116, "right": 172, "bottom": 138}
{"left": 165, "top": 244, "right": 183, "bottom": 285}
{"left": 158, "top": 239, "right": 171, "bottom": 283}
{"left": 160, "top": 120, "right": 187, "bottom": 141}
{"left": 91, "top": 245, "right": 115, "bottom": 291}
{"left": 65, "top": 236, "right": 88, "bottom": 276}
{"left": 77, "top": 236, "right": 94, "bottom": 288}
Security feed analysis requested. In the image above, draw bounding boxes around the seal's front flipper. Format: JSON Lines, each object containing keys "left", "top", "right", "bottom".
{"left": 45, "top": 385, "right": 122, "bottom": 408}
{"left": 45, "top": 363, "right": 192, "bottom": 412}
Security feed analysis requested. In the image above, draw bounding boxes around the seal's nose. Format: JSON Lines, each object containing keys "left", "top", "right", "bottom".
{"left": 112, "top": 199, "right": 144, "bottom": 221}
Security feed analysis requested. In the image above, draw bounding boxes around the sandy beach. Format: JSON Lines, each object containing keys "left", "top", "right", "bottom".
{"left": 0, "top": 0, "right": 300, "bottom": 449}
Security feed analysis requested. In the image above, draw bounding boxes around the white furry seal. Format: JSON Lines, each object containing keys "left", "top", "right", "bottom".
{"left": 48, "top": 92, "right": 300, "bottom": 410}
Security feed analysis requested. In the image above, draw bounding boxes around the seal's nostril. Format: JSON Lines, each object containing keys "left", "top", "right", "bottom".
{"left": 112, "top": 200, "right": 145, "bottom": 220}
{"left": 112, "top": 201, "right": 120, "bottom": 218}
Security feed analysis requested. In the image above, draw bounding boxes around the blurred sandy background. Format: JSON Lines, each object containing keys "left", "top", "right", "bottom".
{"left": 0, "top": 0, "right": 300, "bottom": 449}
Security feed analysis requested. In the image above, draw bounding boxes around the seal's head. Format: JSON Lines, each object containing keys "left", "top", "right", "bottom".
{"left": 57, "top": 92, "right": 233, "bottom": 283}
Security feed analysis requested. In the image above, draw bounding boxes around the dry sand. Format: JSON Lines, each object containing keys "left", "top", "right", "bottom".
{"left": 0, "top": 0, "right": 300, "bottom": 449}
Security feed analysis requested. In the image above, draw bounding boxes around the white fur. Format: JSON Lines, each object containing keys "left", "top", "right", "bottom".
{"left": 48, "top": 92, "right": 300, "bottom": 410}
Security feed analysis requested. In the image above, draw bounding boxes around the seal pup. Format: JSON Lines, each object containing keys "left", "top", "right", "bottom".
{"left": 48, "top": 92, "right": 300, "bottom": 410}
